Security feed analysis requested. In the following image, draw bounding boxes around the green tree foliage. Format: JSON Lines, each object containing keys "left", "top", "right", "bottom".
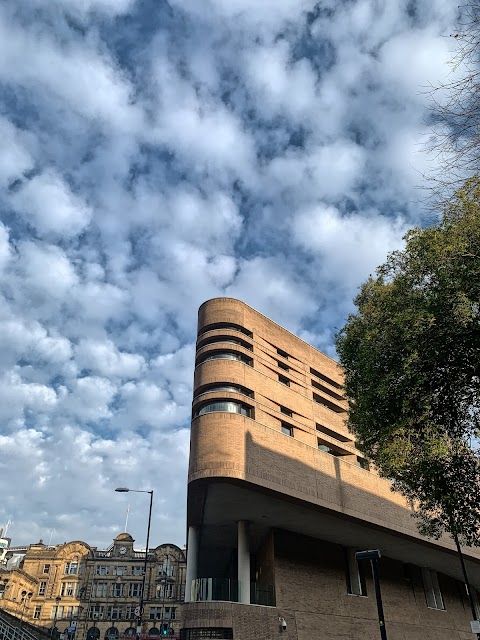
{"left": 335, "top": 179, "right": 480, "bottom": 545}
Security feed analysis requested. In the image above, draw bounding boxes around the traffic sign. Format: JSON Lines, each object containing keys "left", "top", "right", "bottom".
{"left": 134, "top": 606, "right": 144, "bottom": 617}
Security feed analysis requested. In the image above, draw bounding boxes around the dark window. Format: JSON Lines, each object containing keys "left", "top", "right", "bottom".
{"left": 278, "top": 374, "right": 290, "bottom": 386}
{"left": 194, "top": 401, "right": 252, "bottom": 419}
{"left": 198, "top": 323, "right": 252, "bottom": 338}
{"left": 197, "top": 335, "right": 253, "bottom": 351}
{"left": 280, "top": 406, "right": 292, "bottom": 417}
{"left": 276, "top": 348, "right": 289, "bottom": 359}
{"left": 316, "top": 423, "right": 352, "bottom": 443}
{"left": 180, "top": 629, "right": 233, "bottom": 640}
{"left": 422, "top": 568, "right": 445, "bottom": 610}
{"left": 194, "top": 383, "right": 253, "bottom": 398}
{"left": 43, "top": 564, "right": 51, "bottom": 574}
{"left": 278, "top": 360, "right": 289, "bottom": 371}
{"left": 313, "top": 393, "right": 346, "bottom": 414}
{"left": 310, "top": 367, "right": 342, "bottom": 389}
{"left": 311, "top": 379, "right": 344, "bottom": 402}
{"left": 281, "top": 422, "right": 293, "bottom": 437}
{"left": 197, "top": 351, "right": 253, "bottom": 367}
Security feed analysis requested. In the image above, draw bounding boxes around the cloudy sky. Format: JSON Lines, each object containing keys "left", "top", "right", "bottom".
{"left": 0, "top": 0, "right": 460, "bottom": 550}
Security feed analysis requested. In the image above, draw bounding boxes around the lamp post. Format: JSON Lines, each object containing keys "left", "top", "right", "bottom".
{"left": 356, "top": 550, "right": 387, "bottom": 640}
{"left": 51, "top": 596, "right": 62, "bottom": 639}
{"left": 115, "top": 488, "right": 154, "bottom": 640}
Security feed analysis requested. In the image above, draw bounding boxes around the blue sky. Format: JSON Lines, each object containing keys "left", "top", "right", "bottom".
{"left": 0, "top": 0, "right": 460, "bottom": 549}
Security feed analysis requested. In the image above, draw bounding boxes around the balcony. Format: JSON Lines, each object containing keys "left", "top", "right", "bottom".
{"left": 190, "top": 579, "right": 275, "bottom": 607}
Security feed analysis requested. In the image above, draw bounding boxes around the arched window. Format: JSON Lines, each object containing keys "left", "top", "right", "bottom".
{"left": 86, "top": 629, "right": 100, "bottom": 640}
{"left": 105, "top": 628, "right": 119, "bottom": 640}
{"left": 123, "top": 628, "right": 136, "bottom": 637}
{"left": 193, "top": 401, "right": 251, "bottom": 419}
{"left": 148, "top": 628, "right": 160, "bottom": 636}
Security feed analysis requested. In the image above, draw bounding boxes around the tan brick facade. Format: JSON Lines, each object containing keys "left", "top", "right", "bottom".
{"left": 183, "top": 298, "right": 480, "bottom": 640}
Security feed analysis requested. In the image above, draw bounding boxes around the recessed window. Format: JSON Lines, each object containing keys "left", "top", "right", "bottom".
{"left": 95, "top": 565, "right": 109, "bottom": 576}
{"left": 38, "top": 581, "right": 47, "bottom": 596}
{"left": 344, "top": 548, "right": 367, "bottom": 596}
{"left": 194, "top": 401, "right": 252, "bottom": 418}
{"left": 316, "top": 423, "right": 352, "bottom": 443}
{"left": 278, "top": 361, "right": 289, "bottom": 371}
{"left": 33, "top": 606, "right": 42, "bottom": 619}
{"left": 65, "top": 561, "right": 79, "bottom": 575}
{"left": 310, "top": 367, "right": 342, "bottom": 390}
{"left": 92, "top": 583, "right": 108, "bottom": 598}
{"left": 61, "top": 582, "right": 76, "bottom": 597}
{"left": 198, "top": 351, "right": 252, "bottom": 366}
{"left": 194, "top": 383, "right": 253, "bottom": 398}
{"left": 129, "top": 583, "right": 143, "bottom": 598}
{"left": 422, "top": 568, "right": 445, "bottom": 610}
{"left": 313, "top": 393, "right": 346, "bottom": 414}
{"left": 281, "top": 422, "right": 293, "bottom": 437}
{"left": 112, "top": 583, "right": 124, "bottom": 598}
{"left": 43, "top": 564, "right": 51, "bottom": 574}
{"left": 197, "top": 335, "right": 253, "bottom": 351}
{"left": 276, "top": 348, "right": 289, "bottom": 359}
{"left": 280, "top": 406, "right": 292, "bottom": 417}
{"left": 311, "top": 379, "right": 344, "bottom": 402}
{"left": 278, "top": 374, "right": 290, "bottom": 386}
{"left": 198, "top": 323, "right": 252, "bottom": 338}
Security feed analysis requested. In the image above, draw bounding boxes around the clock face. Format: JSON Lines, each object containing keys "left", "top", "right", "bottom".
{"left": 119, "top": 546, "right": 127, "bottom": 555}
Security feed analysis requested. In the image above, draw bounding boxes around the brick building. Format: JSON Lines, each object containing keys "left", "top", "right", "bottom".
{"left": 0, "top": 534, "right": 185, "bottom": 639}
{"left": 181, "top": 297, "right": 480, "bottom": 640}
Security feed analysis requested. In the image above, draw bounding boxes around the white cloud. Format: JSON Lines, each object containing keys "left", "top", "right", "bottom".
{"left": 12, "top": 170, "right": 92, "bottom": 236}
{"left": 16, "top": 241, "right": 79, "bottom": 299}
{"left": 75, "top": 339, "right": 145, "bottom": 379}
{"left": 0, "top": 117, "right": 35, "bottom": 188}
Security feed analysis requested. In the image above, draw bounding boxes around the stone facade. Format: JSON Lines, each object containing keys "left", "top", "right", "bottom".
{"left": 0, "top": 534, "right": 185, "bottom": 639}
{"left": 183, "top": 298, "right": 480, "bottom": 640}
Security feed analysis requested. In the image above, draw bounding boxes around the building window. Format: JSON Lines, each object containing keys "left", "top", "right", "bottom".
{"left": 197, "top": 336, "right": 253, "bottom": 351}
{"left": 318, "top": 442, "right": 332, "bottom": 453}
{"left": 92, "top": 583, "right": 108, "bottom": 598}
{"left": 89, "top": 606, "right": 104, "bottom": 620}
{"left": 310, "top": 367, "right": 342, "bottom": 390}
{"left": 281, "top": 423, "right": 293, "bottom": 437}
{"left": 43, "top": 564, "right": 51, "bottom": 574}
{"left": 33, "top": 606, "right": 42, "bottom": 619}
{"left": 278, "top": 374, "right": 290, "bottom": 386}
{"left": 422, "top": 568, "right": 445, "bottom": 610}
{"left": 107, "top": 606, "right": 123, "bottom": 621}
{"left": 51, "top": 606, "right": 64, "bottom": 620}
{"left": 95, "top": 566, "right": 109, "bottom": 576}
{"left": 112, "top": 583, "right": 124, "bottom": 598}
{"left": 313, "top": 392, "right": 346, "bottom": 414}
{"left": 276, "top": 348, "right": 289, "bottom": 359}
{"left": 164, "top": 608, "right": 176, "bottom": 620}
{"left": 159, "top": 558, "right": 175, "bottom": 577}
{"left": 198, "top": 323, "right": 252, "bottom": 338}
{"left": 193, "top": 401, "right": 252, "bottom": 419}
{"left": 278, "top": 361, "right": 289, "bottom": 371}
{"left": 157, "top": 584, "right": 174, "bottom": 599}
{"left": 125, "top": 606, "right": 137, "bottom": 620}
{"left": 61, "top": 582, "right": 76, "bottom": 597}
{"left": 132, "top": 566, "right": 145, "bottom": 576}
{"left": 311, "top": 379, "right": 344, "bottom": 402}
{"left": 316, "top": 423, "right": 352, "bottom": 443}
{"left": 65, "top": 561, "right": 79, "bottom": 575}
{"left": 280, "top": 406, "right": 292, "bottom": 417}
{"left": 199, "top": 351, "right": 252, "bottom": 366}
{"left": 149, "top": 607, "right": 163, "bottom": 620}
{"left": 345, "top": 549, "right": 367, "bottom": 596}
{"left": 194, "top": 383, "right": 253, "bottom": 398}
{"left": 38, "top": 581, "right": 47, "bottom": 596}
{"left": 113, "top": 566, "right": 128, "bottom": 576}
{"left": 128, "top": 583, "right": 142, "bottom": 598}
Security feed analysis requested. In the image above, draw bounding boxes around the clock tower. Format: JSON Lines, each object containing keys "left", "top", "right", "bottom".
{"left": 113, "top": 532, "right": 134, "bottom": 557}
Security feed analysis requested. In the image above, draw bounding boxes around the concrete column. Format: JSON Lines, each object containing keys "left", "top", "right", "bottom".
{"left": 185, "top": 526, "right": 199, "bottom": 603}
{"left": 237, "top": 520, "right": 250, "bottom": 604}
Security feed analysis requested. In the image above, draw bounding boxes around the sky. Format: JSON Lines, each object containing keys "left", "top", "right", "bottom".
{"left": 0, "top": 0, "right": 461, "bottom": 550}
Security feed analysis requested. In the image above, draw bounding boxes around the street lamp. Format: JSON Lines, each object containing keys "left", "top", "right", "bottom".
{"left": 355, "top": 550, "right": 387, "bottom": 640}
{"left": 115, "top": 488, "right": 154, "bottom": 640}
{"left": 51, "top": 596, "right": 62, "bottom": 639}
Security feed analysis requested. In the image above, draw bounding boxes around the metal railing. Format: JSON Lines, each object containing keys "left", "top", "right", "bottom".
{"left": 189, "top": 579, "right": 275, "bottom": 606}
{"left": 0, "top": 609, "right": 49, "bottom": 640}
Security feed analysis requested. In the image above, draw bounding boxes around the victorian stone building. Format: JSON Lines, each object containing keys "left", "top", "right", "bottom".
{"left": 0, "top": 533, "right": 185, "bottom": 639}
{"left": 181, "top": 298, "right": 480, "bottom": 640}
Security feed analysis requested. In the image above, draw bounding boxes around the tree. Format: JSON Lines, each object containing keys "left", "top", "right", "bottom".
{"left": 424, "top": 2, "right": 480, "bottom": 204}
{"left": 335, "top": 178, "right": 480, "bottom": 546}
